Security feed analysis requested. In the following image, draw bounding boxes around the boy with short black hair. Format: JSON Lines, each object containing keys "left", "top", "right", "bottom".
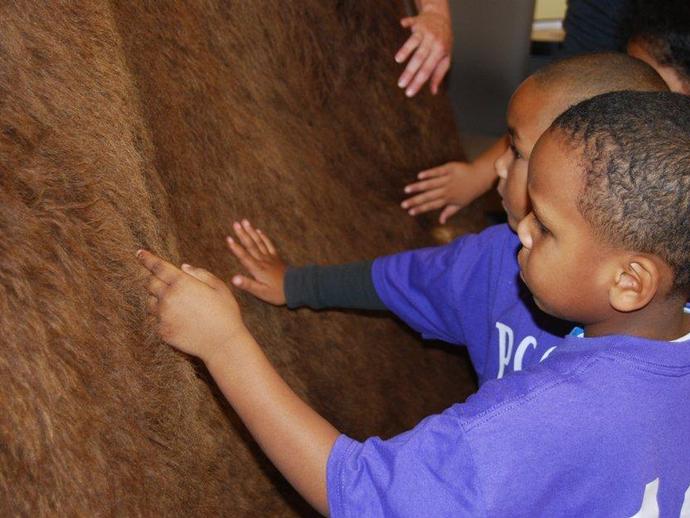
{"left": 138, "top": 91, "right": 690, "bottom": 515}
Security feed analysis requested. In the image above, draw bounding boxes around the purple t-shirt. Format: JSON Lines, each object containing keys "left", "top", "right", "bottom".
{"left": 372, "top": 224, "right": 573, "bottom": 384}
{"left": 327, "top": 333, "right": 690, "bottom": 516}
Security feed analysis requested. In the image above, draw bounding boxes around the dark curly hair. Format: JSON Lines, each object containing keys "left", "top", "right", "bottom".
{"left": 625, "top": 0, "right": 690, "bottom": 90}
{"left": 552, "top": 91, "right": 690, "bottom": 295}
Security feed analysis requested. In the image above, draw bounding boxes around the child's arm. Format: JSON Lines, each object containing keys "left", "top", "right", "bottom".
{"left": 227, "top": 220, "right": 387, "bottom": 311}
{"left": 137, "top": 250, "right": 336, "bottom": 515}
{"left": 396, "top": 0, "right": 453, "bottom": 97}
{"left": 401, "top": 134, "right": 508, "bottom": 223}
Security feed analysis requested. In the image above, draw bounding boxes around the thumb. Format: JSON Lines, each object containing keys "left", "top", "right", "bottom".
{"left": 181, "top": 264, "right": 222, "bottom": 288}
{"left": 439, "top": 205, "right": 460, "bottom": 225}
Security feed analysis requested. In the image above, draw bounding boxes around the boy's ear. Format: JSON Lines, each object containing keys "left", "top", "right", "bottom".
{"left": 608, "top": 256, "right": 662, "bottom": 312}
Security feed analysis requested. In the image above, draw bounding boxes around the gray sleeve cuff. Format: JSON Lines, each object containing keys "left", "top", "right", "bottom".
{"left": 284, "top": 261, "right": 386, "bottom": 311}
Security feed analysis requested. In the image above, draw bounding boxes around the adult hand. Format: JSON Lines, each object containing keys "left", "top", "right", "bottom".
{"left": 395, "top": 0, "right": 452, "bottom": 97}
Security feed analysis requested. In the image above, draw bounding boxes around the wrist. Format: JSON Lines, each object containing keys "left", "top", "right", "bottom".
{"left": 202, "top": 326, "right": 256, "bottom": 368}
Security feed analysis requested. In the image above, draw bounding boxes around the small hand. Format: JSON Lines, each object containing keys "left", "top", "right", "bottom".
{"left": 226, "top": 219, "right": 288, "bottom": 306}
{"left": 401, "top": 161, "right": 490, "bottom": 224}
{"left": 395, "top": 4, "right": 452, "bottom": 97}
{"left": 137, "top": 250, "right": 247, "bottom": 364}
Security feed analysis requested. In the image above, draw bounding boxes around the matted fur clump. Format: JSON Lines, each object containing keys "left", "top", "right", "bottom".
{"left": 0, "top": 2, "right": 476, "bottom": 515}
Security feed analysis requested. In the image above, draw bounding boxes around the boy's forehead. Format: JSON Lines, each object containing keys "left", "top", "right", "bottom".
{"left": 529, "top": 129, "right": 583, "bottom": 202}
{"left": 509, "top": 80, "right": 569, "bottom": 147}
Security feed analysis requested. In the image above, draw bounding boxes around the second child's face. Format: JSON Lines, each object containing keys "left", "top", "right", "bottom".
{"left": 495, "top": 79, "right": 558, "bottom": 230}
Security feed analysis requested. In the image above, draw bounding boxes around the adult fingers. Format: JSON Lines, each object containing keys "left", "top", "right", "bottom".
{"left": 232, "top": 221, "right": 263, "bottom": 261}
{"left": 256, "top": 229, "right": 276, "bottom": 255}
{"left": 402, "top": 188, "right": 446, "bottom": 213}
{"left": 226, "top": 237, "right": 260, "bottom": 274}
{"left": 181, "top": 263, "right": 222, "bottom": 289}
{"left": 439, "top": 204, "right": 461, "bottom": 224}
{"left": 398, "top": 40, "right": 432, "bottom": 94}
{"left": 430, "top": 55, "right": 451, "bottom": 95}
{"left": 403, "top": 175, "right": 448, "bottom": 196}
{"left": 406, "top": 44, "right": 444, "bottom": 97}
{"left": 395, "top": 30, "right": 422, "bottom": 65}
{"left": 137, "top": 250, "right": 181, "bottom": 285}
{"left": 240, "top": 219, "right": 269, "bottom": 255}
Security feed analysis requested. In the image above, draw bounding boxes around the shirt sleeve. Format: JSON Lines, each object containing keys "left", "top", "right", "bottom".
{"left": 326, "top": 410, "right": 485, "bottom": 517}
{"left": 284, "top": 261, "right": 386, "bottom": 310}
{"left": 371, "top": 225, "right": 517, "bottom": 346}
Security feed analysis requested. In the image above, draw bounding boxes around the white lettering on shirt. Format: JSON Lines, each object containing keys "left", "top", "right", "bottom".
{"left": 495, "top": 322, "right": 553, "bottom": 379}
{"left": 628, "top": 478, "right": 690, "bottom": 517}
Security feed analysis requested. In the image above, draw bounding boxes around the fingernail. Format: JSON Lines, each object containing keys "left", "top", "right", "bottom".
{"left": 409, "top": 210, "right": 415, "bottom": 215}
{"left": 242, "top": 219, "right": 249, "bottom": 227}
{"left": 181, "top": 263, "right": 191, "bottom": 271}
{"left": 405, "top": 89, "right": 414, "bottom": 97}
{"left": 401, "top": 202, "right": 407, "bottom": 209}
{"left": 404, "top": 187, "right": 410, "bottom": 193}
{"left": 226, "top": 236, "right": 234, "bottom": 244}
{"left": 398, "top": 79, "right": 405, "bottom": 88}
{"left": 136, "top": 249, "right": 143, "bottom": 258}
{"left": 232, "top": 276, "right": 241, "bottom": 286}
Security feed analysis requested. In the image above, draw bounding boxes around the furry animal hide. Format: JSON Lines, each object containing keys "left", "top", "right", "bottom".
{"left": 0, "top": 1, "right": 479, "bottom": 515}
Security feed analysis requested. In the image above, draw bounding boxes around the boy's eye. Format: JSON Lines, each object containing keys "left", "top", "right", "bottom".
{"left": 535, "top": 218, "right": 550, "bottom": 236}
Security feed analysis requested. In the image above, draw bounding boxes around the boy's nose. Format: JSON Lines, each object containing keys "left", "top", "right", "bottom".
{"left": 516, "top": 213, "right": 533, "bottom": 249}
{"left": 494, "top": 148, "right": 511, "bottom": 179}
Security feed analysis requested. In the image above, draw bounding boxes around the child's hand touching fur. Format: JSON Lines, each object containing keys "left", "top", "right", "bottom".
{"left": 226, "top": 219, "right": 288, "bottom": 306}
{"left": 137, "top": 250, "right": 248, "bottom": 364}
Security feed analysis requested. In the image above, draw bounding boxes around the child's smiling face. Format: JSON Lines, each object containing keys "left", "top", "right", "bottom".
{"left": 495, "top": 78, "right": 565, "bottom": 230}
{"left": 515, "top": 130, "right": 615, "bottom": 324}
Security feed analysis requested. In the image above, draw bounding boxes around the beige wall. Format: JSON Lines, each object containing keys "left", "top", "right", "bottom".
{"left": 534, "top": 0, "right": 566, "bottom": 19}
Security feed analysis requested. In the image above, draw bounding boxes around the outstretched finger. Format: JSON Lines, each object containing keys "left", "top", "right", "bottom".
{"left": 231, "top": 274, "right": 267, "bottom": 299}
{"left": 399, "top": 41, "right": 432, "bottom": 94}
{"left": 408, "top": 197, "right": 446, "bottom": 216}
{"left": 226, "top": 237, "right": 260, "bottom": 273}
{"left": 256, "top": 229, "right": 276, "bottom": 255}
{"left": 137, "top": 250, "right": 181, "bottom": 285}
{"left": 401, "top": 188, "right": 445, "bottom": 212}
{"left": 232, "top": 221, "right": 262, "bottom": 260}
{"left": 406, "top": 45, "right": 444, "bottom": 97}
{"left": 418, "top": 164, "right": 452, "bottom": 180}
{"left": 403, "top": 175, "right": 448, "bottom": 196}
{"left": 395, "top": 31, "right": 422, "bottom": 65}
{"left": 181, "top": 263, "right": 222, "bottom": 289}
{"left": 241, "top": 219, "right": 269, "bottom": 255}
{"left": 430, "top": 55, "right": 451, "bottom": 95}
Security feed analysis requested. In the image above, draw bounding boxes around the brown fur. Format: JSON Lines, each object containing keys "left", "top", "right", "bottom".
{"left": 0, "top": 2, "right": 480, "bottom": 515}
